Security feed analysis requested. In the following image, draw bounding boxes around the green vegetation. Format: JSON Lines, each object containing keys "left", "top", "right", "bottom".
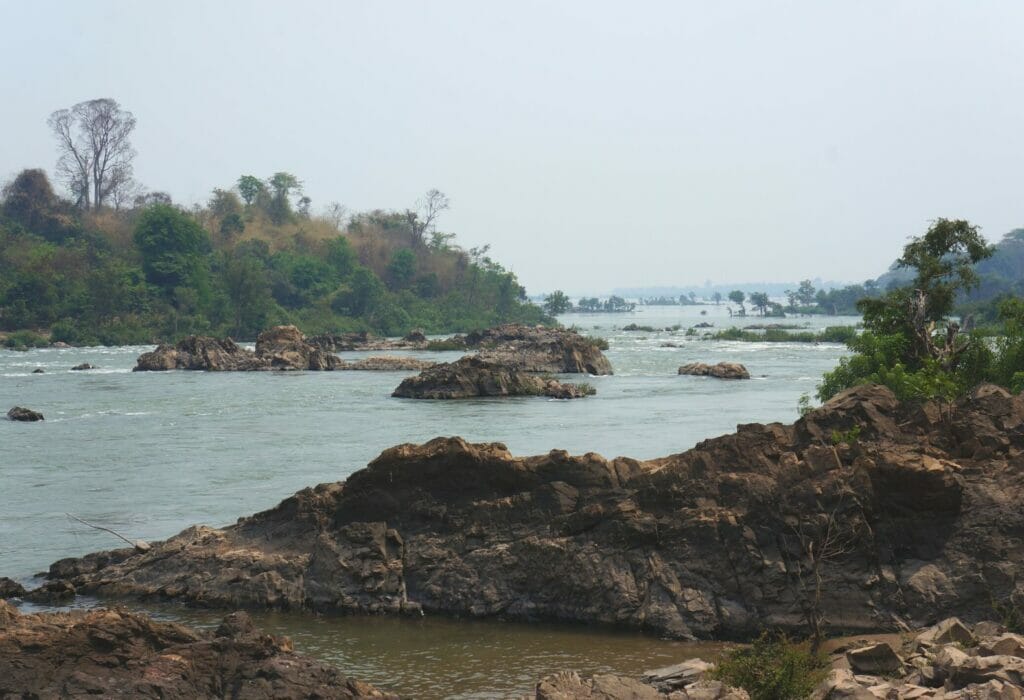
{"left": 816, "top": 218, "right": 1024, "bottom": 402}
{"left": 571, "top": 295, "right": 636, "bottom": 313}
{"left": 712, "top": 633, "right": 826, "bottom": 700}
{"left": 711, "top": 326, "right": 856, "bottom": 344}
{"left": 0, "top": 168, "right": 549, "bottom": 345}
{"left": 2, "top": 330, "right": 49, "bottom": 350}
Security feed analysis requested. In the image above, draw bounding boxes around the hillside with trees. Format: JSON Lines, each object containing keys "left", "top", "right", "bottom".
{"left": 0, "top": 100, "right": 548, "bottom": 347}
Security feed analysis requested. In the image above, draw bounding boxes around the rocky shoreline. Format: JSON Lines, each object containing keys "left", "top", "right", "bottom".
{"left": 19, "top": 383, "right": 1024, "bottom": 642}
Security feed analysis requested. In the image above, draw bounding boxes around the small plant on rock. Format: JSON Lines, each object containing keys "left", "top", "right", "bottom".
{"left": 712, "top": 632, "right": 826, "bottom": 700}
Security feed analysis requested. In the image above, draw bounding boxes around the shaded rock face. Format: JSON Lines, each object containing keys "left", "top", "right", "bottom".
{"left": 392, "top": 356, "right": 592, "bottom": 399}
{"left": 678, "top": 362, "right": 750, "bottom": 380}
{"left": 467, "top": 324, "right": 613, "bottom": 375}
{"left": 6, "top": 406, "right": 43, "bottom": 421}
{"left": 0, "top": 601, "right": 395, "bottom": 699}
{"left": 133, "top": 326, "right": 341, "bottom": 371}
{"left": 39, "top": 384, "right": 1024, "bottom": 640}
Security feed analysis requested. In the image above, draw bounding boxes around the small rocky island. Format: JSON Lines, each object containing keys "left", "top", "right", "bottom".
{"left": 678, "top": 362, "right": 750, "bottom": 379}
{"left": 392, "top": 356, "right": 594, "bottom": 399}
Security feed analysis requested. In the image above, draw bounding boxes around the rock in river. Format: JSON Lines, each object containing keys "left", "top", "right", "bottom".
{"left": 338, "top": 356, "right": 438, "bottom": 372}
{"left": 34, "top": 384, "right": 1024, "bottom": 640}
{"left": 392, "top": 356, "right": 593, "bottom": 399}
{"left": 133, "top": 325, "right": 342, "bottom": 371}
{"left": 6, "top": 406, "right": 43, "bottom": 422}
{"left": 467, "top": 324, "right": 613, "bottom": 375}
{"left": 678, "top": 362, "right": 750, "bottom": 380}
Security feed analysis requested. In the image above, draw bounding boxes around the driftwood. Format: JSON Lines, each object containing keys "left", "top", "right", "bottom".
{"left": 66, "top": 513, "right": 151, "bottom": 552}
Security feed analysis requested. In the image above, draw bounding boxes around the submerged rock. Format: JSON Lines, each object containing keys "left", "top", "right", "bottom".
{"left": 392, "top": 356, "right": 593, "bottom": 399}
{"left": 36, "top": 384, "right": 1024, "bottom": 640}
{"left": 678, "top": 362, "right": 750, "bottom": 379}
{"left": 338, "top": 356, "right": 438, "bottom": 372}
{"left": 6, "top": 406, "right": 43, "bottom": 422}
{"left": 0, "top": 601, "right": 396, "bottom": 698}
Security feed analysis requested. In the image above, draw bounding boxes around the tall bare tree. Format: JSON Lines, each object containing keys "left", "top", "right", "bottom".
{"left": 48, "top": 98, "right": 137, "bottom": 210}
{"left": 405, "top": 188, "right": 450, "bottom": 247}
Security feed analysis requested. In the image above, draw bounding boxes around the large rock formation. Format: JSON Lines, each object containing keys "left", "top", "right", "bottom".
{"left": 392, "top": 356, "right": 593, "bottom": 399}
{"left": 678, "top": 362, "right": 750, "bottom": 380}
{"left": 35, "top": 384, "right": 1024, "bottom": 640}
{"left": 467, "top": 324, "right": 613, "bottom": 375}
{"left": 133, "top": 326, "right": 341, "bottom": 371}
{"left": 0, "top": 601, "right": 395, "bottom": 698}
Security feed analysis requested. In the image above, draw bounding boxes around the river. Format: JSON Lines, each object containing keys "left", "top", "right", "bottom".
{"left": 1, "top": 306, "right": 855, "bottom": 697}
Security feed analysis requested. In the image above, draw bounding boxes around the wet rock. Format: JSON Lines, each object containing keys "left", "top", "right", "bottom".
{"left": 70, "top": 363, "right": 96, "bottom": 370}
{"left": 678, "top": 362, "right": 750, "bottom": 379}
{"left": 0, "top": 578, "right": 26, "bottom": 599}
{"left": 642, "top": 659, "right": 715, "bottom": 691}
{"left": 392, "top": 356, "right": 593, "bottom": 399}
{"left": 846, "top": 643, "right": 904, "bottom": 675}
{"left": 6, "top": 406, "right": 43, "bottom": 421}
{"left": 338, "top": 356, "right": 438, "bottom": 372}
{"left": 38, "top": 385, "right": 1024, "bottom": 640}
{"left": 0, "top": 601, "right": 396, "bottom": 698}
{"left": 31, "top": 368, "right": 44, "bottom": 373}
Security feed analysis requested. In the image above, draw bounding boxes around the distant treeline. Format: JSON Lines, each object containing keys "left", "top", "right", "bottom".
{"left": 0, "top": 169, "right": 548, "bottom": 346}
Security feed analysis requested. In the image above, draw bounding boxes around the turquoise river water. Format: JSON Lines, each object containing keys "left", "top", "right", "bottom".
{"left": 1, "top": 306, "right": 855, "bottom": 698}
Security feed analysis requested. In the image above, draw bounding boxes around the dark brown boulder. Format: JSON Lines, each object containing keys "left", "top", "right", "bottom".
{"left": 392, "top": 356, "right": 593, "bottom": 399}
{"left": 0, "top": 601, "right": 396, "bottom": 698}
{"left": 70, "top": 363, "right": 96, "bottom": 370}
{"left": 0, "top": 578, "right": 26, "bottom": 599}
{"left": 678, "top": 362, "right": 750, "bottom": 379}
{"left": 255, "top": 324, "right": 343, "bottom": 370}
{"left": 6, "top": 406, "right": 43, "bottom": 421}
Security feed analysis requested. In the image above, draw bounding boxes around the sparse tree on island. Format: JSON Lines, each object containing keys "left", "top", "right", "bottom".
{"left": 712, "top": 292, "right": 722, "bottom": 305}
{"left": 405, "top": 189, "right": 450, "bottom": 247}
{"left": 749, "top": 291, "right": 770, "bottom": 317}
{"left": 543, "top": 289, "right": 572, "bottom": 315}
{"left": 48, "top": 98, "right": 137, "bottom": 210}
{"left": 237, "top": 175, "right": 265, "bottom": 207}
{"left": 728, "top": 290, "right": 746, "bottom": 316}
{"left": 796, "top": 279, "right": 817, "bottom": 307}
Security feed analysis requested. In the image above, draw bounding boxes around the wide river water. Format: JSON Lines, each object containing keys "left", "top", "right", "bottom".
{"left": 1, "top": 306, "right": 855, "bottom": 697}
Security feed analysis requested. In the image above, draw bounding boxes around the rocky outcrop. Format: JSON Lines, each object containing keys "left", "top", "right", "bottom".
{"left": 392, "top": 356, "right": 594, "bottom": 399}
{"left": 133, "top": 326, "right": 342, "bottom": 371}
{"left": 254, "top": 325, "right": 342, "bottom": 370}
{"left": 466, "top": 324, "right": 613, "bottom": 375}
{"left": 6, "top": 406, "right": 43, "bottom": 421}
{"left": 0, "top": 601, "right": 395, "bottom": 698}
{"left": 818, "top": 618, "right": 1024, "bottom": 699}
{"left": 36, "top": 384, "right": 1024, "bottom": 641}
{"left": 71, "top": 363, "right": 96, "bottom": 370}
{"left": 338, "top": 356, "right": 438, "bottom": 372}
{"left": 678, "top": 362, "right": 750, "bottom": 379}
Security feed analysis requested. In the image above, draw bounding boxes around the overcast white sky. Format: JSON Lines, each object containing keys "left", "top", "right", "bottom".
{"left": 3, "top": 1, "right": 1023, "bottom": 295}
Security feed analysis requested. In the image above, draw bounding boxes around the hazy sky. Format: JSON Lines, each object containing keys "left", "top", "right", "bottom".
{"left": 4, "top": 1, "right": 1023, "bottom": 295}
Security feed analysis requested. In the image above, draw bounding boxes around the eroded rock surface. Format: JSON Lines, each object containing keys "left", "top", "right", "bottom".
{"left": 678, "top": 362, "right": 750, "bottom": 380}
{"left": 338, "top": 356, "right": 438, "bottom": 372}
{"left": 392, "top": 356, "right": 593, "bottom": 399}
{"left": 38, "top": 384, "right": 1024, "bottom": 640}
{"left": 468, "top": 324, "right": 613, "bottom": 375}
{"left": 0, "top": 601, "right": 395, "bottom": 698}
{"left": 133, "top": 326, "right": 341, "bottom": 371}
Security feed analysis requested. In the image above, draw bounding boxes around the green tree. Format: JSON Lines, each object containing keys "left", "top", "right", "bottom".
{"left": 133, "top": 204, "right": 212, "bottom": 297}
{"left": 819, "top": 218, "right": 993, "bottom": 401}
{"left": 749, "top": 292, "right": 770, "bottom": 316}
{"left": 266, "top": 172, "right": 301, "bottom": 224}
{"left": 237, "top": 175, "right": 264, "bottom": 207}
{"left": 386, "top": 248, "right": 417, "bottom": 290}
{"left": 543, "top": 289, "right": 572, "bottom": 315}
{"left": 220, "top": 251, "right": 273, "bottom": 337}
{"left": 728, "top": 290, "right": 746, "bottom": 315}
{"left": 712, "top": 291, "right": 722, "bottom": 305}
{"left": 796, "top": 279, "right": 817, "bottom": 306}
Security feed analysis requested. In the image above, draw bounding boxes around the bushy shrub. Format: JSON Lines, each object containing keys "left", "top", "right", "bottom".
{"left": 3, "top": 330, "right": 49, "bottom": 350}
{"left": 712, "top": 633, "right": 826, "bottom": 700}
